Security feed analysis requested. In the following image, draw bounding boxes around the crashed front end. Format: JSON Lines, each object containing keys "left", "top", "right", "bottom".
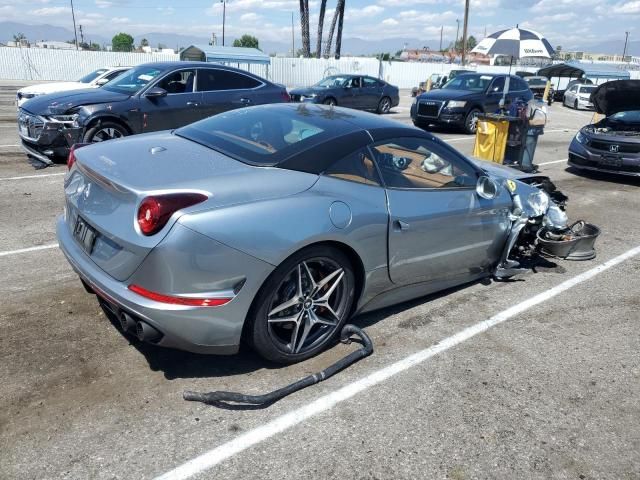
{"left": 18, "top": 108, "right": 82, "bottom": 163}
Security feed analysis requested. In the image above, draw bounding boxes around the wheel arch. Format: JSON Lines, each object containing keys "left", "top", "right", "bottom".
{"left": 83, "top": 114, "right": 133, "bottom": 135}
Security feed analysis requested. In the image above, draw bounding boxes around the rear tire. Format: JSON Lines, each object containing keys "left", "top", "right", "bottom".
{"left": 83, "top": 121, "right": 128, "bottom": 144}
{"left": 249, "top": 245, "right": 355, "bottom": 364}
{"left": 377, "top": 96, "right": 392, "bottom": 114}
{"left": 323, "top": 97, "right": 337, "bottom": 107}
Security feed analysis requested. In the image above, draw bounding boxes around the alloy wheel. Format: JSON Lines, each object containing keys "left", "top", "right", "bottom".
{"left": 90, "top": 127, "right": 124, "bottom": 142}
{"left": 379, "top": 97, "right": 391, "bottom": 113}
{"left": 266, "top": 258, "right": 348, "bottom": 355}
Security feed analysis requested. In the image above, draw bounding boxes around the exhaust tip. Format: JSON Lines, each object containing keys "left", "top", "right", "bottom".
{"left": 119, "top": 312, "right": 136, "bottom": 332}
{"left": 136, "top": 321, "right": 162, "bottom": 343}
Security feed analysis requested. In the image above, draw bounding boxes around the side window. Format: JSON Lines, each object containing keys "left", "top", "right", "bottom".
{"left": 197, "top": 69, "right": 261, "bottom": 91}
{"left": 324, "top": 148, "right": 381, "bottom": 186}
{"left": 512, "top": 77, "right": 527, "bottom": 91}
{"left": 570, "top": 85, "right": 578, "bottom": 93}
{"left": 348, "top": 77, "right": 362, "bottom": 88}
{"left": 490, "top": 77, "right": 505, "bottom": 92}
{"left": 371, "top": 137, "right": 477, "bottom": 189}
{"left": 157, "top": 69, "right": 195, "bottom": 94}
{"left": 363, "top": 77, "right": 378, "bottom": 88}
{"left": 104, "top": 70, "right": 125, "bottom": 81}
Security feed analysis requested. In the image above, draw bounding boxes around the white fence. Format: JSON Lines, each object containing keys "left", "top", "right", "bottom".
{"left": 1, "top": 47, "right": 637, "bottom": 88}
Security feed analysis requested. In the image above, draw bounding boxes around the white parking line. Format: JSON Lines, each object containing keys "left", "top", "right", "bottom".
{"left": 0, "top": 144, "right": 20, "bottom": 148}
{"left": 0, "top": 243, "right": 59, "bottom": 257}
{"left": 154, "top": 244, "right": 640, "bottom": 480}
{"left": 0, "top": 172, "right": 65, "bottom": 181}
{"left": 538, "top": 158, "right": 568, "bottom": 166}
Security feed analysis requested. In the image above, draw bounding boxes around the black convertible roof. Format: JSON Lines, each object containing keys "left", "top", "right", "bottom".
{"left": 176, "top": 103, "right": 432, "bottom": 174}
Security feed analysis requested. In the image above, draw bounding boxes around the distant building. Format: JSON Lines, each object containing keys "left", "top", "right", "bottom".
{"left": 34, "top": 41, "right": 76, "bottom": 50}
{"left": 559, "top": 51, "right": 634, "bottom": 63}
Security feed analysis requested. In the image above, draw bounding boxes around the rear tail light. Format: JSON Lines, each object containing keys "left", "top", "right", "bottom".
{"left": 67, "top": 143, "right": 90, "bottom": 170}
{"left": 281, "top": 90, "right": 291, "bottom": 102}
{"left": 137, "top": 192, "right": 207, "bottom": 236}
{"left": 128, "top": 284, "right": 232, "bottom": 307}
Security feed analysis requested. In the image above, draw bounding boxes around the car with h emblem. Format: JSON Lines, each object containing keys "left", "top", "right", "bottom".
{"left": 568, "top": 80, "right": 640, "bottom": 177}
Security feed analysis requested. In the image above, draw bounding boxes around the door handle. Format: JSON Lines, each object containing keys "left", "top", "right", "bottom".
{"left": 186, "top": 101, "right": 199, "bottom": 106}
{"left": 393, "top": 220, "right": 410, "bottom": 231}
{"left": 239, "top": 98, "right": 252, "bottom": 105}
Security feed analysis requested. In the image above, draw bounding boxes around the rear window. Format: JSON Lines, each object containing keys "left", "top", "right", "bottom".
{"left": 78, "top": 69, "right": 108, "bottom": 83}
{"left": 176, "top": 106, "right": 341, "bottom": 166}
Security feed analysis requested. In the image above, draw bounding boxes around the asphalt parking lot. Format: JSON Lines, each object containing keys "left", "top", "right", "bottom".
{"left": 1, "top": 82, "right": 639, "bottom": 480}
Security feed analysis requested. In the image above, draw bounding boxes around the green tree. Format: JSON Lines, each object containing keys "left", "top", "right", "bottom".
{"left": 452, "top": 35, "right": 477, "bottom": 52}
{"left": 233, "top": 34, "right": 260, "bottom": 49}
{"left": 111, "top": 32, "right": 134, "bottom": 52}
{"left": 140, "top": 38, "right": 149, "bottom": 47}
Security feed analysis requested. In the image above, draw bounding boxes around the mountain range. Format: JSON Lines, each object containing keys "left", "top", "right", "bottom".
{"left": 1, "top": 21, "right": 639, "bottom": 57}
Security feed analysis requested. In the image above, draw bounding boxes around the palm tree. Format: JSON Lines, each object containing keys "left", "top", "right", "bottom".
{"left": 323, "top": 0, "right": 345, "bottom": 59}
{"left": 316, "top": 0, "right": 327, "bottom": 58}
{"left": 299, "top": 0, "right": 311, "bottom": 57}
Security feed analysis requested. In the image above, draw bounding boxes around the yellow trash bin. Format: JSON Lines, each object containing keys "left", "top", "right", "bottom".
{"left": 473, "top": 115, "right": 509, "bottom": 163}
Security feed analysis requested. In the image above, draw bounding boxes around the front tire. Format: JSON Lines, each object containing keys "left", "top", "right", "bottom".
{"left": 83, "top": 121, "right": 128, "bottom": 143}
{"left": 249, "top": 245, "right": 355, "bottom": 364}
{"left": 323, "top": 97, "right": 337, "bottom": 107}
{"left": 464, "top": 108, "right": 481, "bottom": 134}
{"left": 574, "top": 99, "right": 579, "bottom": 110}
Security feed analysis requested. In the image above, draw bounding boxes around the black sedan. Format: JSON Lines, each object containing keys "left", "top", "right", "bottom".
{"left": 410, "top": 73, "right": 534, "bottom": 134}
{"left": 289, "top": 75, "right": 400, "bottom": 114}
{"left": 18, "top": 61, "right": 290, "bottom": 163}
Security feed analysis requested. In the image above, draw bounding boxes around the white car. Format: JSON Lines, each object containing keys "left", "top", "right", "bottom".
{"left": 16, "top": 66, "right": 130, "bottom": 107}
{"left": 563, "top": 83, "right": 597, "bottom": 110}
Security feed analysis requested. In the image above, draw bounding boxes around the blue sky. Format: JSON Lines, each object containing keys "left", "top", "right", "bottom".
{"left": 1, "top": 0, "right": 638, "bottom": 48}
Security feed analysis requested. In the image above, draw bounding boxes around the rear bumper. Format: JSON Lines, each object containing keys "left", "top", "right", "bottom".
{"left": 568, "top": 140, "right": 640, "bottom": 177}
{"left": 56, "top": 215, "right": 275, "bottom": 354}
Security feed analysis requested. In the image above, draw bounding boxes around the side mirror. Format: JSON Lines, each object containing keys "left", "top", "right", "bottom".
{"left": 145, "top": 87, "right": 167, "bottom": 99}
{"left": 476, "top": 175, "right": 499, "bottom": 200}
{"left": 96, "top": 78, "right": 110, "bottom": 86}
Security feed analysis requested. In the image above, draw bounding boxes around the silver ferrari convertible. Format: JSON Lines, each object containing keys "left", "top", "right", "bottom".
{"left": 57, "top": 103, "right": 565, "bottom": 363}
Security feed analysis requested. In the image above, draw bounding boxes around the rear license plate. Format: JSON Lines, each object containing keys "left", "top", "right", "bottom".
{"left": 598, "top": 155, "right": 622, "bottom": 168}
{"left": 73, "top": 216, "right": 97, "bottom": 254}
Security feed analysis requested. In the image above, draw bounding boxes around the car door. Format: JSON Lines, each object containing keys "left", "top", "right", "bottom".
{"left": 371, "top": 136, "right": 511, "bottom": 285}
{"left": 484, "top": 76, "right": 506, "bottom": 113}
{"left": 361, "top": 77, "right": 383, "bottom": 109}
{"left": 340, "top": 77, "right": 362, "bottom": 109}
{"left": 197, "top": 68, "right": 265, "bottom": 119}
{"left": 142, "top": 68, "right": 202, "bottom": 131}
{"left": 565, "top": 85, "right": 578, "bottom": 105}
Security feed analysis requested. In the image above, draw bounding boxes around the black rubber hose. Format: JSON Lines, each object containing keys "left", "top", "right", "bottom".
{"left": 183, "top": 324, "right": 373, "bottom": 409}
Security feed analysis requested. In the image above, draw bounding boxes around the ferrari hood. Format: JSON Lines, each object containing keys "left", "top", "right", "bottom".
{"left": 21, "top": 88, "right": 130, "bottom": 115}
{"left": 591, "top": 80, "right": 640, "bottom": 116}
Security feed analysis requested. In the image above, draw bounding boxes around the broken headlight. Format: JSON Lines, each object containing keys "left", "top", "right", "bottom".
{"left": 46, "top": 114, "right": 80, "bottom": 126}
{"left": 527, "top": 190, "right": 550, "bottom": 217}
{"left": 575, "top": 130, "right": 588, "bottom": 144}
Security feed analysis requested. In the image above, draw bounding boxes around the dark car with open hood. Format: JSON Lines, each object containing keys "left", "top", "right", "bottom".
{"left": 17, "top": 61, "right": 290, "bottom": 163}
{"left": 568, "top": 80, "right": 640, "bottom": 177}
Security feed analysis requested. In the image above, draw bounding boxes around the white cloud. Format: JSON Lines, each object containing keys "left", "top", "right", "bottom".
{"left": 240, "top": 12, "right": 262, "bottom": 23}
{"left": 157, "top": 7, "right": 175, "bottom": 16}
{"left": 207, "top": 0, "right": 317, "bottom": 14}
{"left": 95, "top": 0, "right": 114, "bottom": 8}
{"left": 612, "top": 1, "right": 640, "bottom": 14}
{"left": 28, "top": 6, "right": 70, "bottom": 16}
{"left": 381, "top": 18, "right": 399, "bottom": 26}
{"left": 379, "top": 0, "right": 439, "bottom": 5}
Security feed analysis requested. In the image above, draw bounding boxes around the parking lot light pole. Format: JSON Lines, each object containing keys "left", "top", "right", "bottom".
{"left": 70, "top": 0, "right": 79, "bottom": 50}
{"left": 455, "top": 19, "right": 460, "bottom": 55}
{"left": 622, "top": 31, "right": 629, "bottom": 61}
{"left": 221, "top": 0, "right": 226, "bottom": 46}
{"left": 461, "top": 0, "right": 469, "bottom": 65}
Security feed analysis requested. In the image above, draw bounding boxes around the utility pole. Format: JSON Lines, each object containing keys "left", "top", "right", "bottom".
{"left": 622, "top": 31, "right": 629, "bottom": 61}
{"left": 461, "top": 0, "right": 469, "bottom": 66}
{"left": 439, "top": 25, "right": 443, "bottom": 52}
{"left": 455, "top": 19, "right": 460, "bottom": 54}
{"left": 291, "top": 12, "right": 295, "bottom": 56}
{"left": 70, "top": 0, "right": 79, "bottom": 50}
{"left": 221, "top": 0, "right": 226, "bottom": 46}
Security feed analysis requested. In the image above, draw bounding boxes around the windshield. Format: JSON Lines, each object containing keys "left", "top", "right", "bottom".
{"left": 526, "top": 78, "right": 547, "bottom": 86}
{"left": 102, "top": 66, "right": 164, "bottom": 95}
{"left": 609, "top": 110, "right": 640, "bottom": 123}
{"left": 315, "top": 76, "right": 348, "bottom": 88}
{"left": 579, "top": 86, "right": 596, "bottom": 94}
{"left": 176, "top": 106, "right": 334, "bottom": 166}
{"left": 77, "top": 69, "right": 108, "bottom": 83}
{"left": 442, "top": 74, "right": 493, "bottom": 91}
